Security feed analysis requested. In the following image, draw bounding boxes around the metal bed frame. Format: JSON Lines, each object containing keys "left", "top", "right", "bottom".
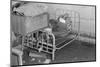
{"left": 22, "top": 10, "right": 80, "bottom": 61}
{"left": 11, "top": 9, "right": 80, "bottom": 65}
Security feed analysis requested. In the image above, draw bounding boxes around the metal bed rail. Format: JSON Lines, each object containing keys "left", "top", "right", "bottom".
{"left": 22, "top": 30, "right": 56, "bottom": 60}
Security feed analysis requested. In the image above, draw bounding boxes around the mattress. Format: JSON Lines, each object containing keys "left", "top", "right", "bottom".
{"left": 11, "top": 13, "right": 49, "bottom": 35}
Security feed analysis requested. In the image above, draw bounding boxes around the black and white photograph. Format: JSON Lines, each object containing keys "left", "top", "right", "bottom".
{"left": 11, "top": 0, "right": 96, "bottom": 66}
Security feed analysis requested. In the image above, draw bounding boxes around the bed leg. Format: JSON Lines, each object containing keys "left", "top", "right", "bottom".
{"left": 52, "top": 50, "right": 55, "bottom": 60}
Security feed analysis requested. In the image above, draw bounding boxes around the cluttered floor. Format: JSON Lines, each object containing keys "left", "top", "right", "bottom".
{"left": 11, "top": 39, "right": 96, "bottom": 66}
